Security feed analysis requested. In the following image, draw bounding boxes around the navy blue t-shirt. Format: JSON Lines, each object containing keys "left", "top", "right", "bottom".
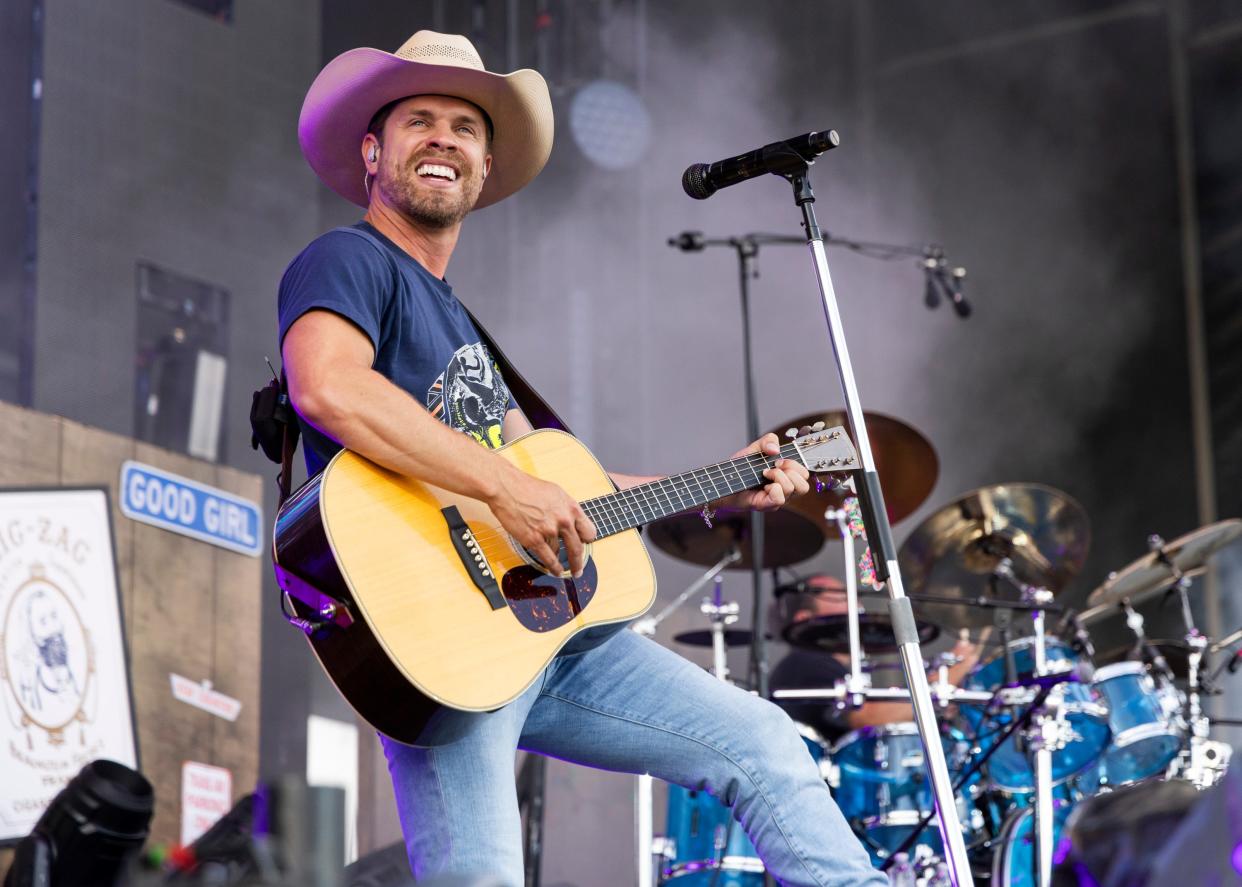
{"left": 277, "top": 222, "right": 516, "bottom": 476}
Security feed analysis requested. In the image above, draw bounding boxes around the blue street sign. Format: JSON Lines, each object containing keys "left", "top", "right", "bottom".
{"left": 119, "top": 461, "right": 263, "bottom": 557}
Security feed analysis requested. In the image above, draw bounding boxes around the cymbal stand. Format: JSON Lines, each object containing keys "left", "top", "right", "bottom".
{"left": 632, "top": 547, "right": 740, "bottom": 887}
{"left": 1026, "top": 588, "right": 1059, "bottom": 887}
{"left": 993, "top": 562, "right": 1059, "bottom": 887}
{"left": 631, "top": 547, "right": 741, "bottom": 639}
{"left": 777, "top": 158, "right": 973, "bottom": 886}
{"left": 1118, "top": 600, "right": 1177, "bottom": 684}
{"left": 827, "top": 505, "right": 869, "bottom": 708}
{"left": 1150, "top": 532, "right": 1235, "bottom": 788}
{"left": 702, "top": 576, "right": 739, "bottom": 682}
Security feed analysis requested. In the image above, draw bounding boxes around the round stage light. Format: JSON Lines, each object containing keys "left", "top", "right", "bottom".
{"left": 569, "top": 80, "right": 651, "bottom": 171}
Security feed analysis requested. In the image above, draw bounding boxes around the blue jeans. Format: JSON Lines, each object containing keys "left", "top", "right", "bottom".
{"left": 382, "top": 629, "right": 888, "bottom": 886}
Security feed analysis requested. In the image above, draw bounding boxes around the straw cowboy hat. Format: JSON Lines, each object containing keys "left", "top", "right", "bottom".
{"left": 299, "top": 30, "right": 553, "bottom": 211}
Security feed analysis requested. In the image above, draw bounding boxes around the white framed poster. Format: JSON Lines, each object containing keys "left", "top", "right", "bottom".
{"left": 0, "top": 487, "right": 138, "bottom": 844}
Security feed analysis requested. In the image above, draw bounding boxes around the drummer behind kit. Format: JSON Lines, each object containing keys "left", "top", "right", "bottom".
{"left": 642, "top": 411, "right": 1242, "bottom": 887}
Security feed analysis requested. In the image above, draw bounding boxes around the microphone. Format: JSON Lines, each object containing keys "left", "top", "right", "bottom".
{"left": 682, "top": 129, "right": 840, "bottom": 200}
{"left": 668, "top": 231, "right": 706, "bottom": 252}
{"left": 922, "top": 256, "right": 942, "bottom": 310}
{"left": 922, "top": 249, "right": 971, "bottom": 319}
{"left": 947, "top": 267, "right": 971, "bottom": 318}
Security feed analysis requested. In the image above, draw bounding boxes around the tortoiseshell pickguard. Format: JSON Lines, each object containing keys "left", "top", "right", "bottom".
{"left": 501, "top": 559, "right": 598, "bottom": 632}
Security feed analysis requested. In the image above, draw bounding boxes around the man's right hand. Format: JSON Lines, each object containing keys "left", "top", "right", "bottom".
{"left": 487, "top": 462, "right": 596, "bottom": 577}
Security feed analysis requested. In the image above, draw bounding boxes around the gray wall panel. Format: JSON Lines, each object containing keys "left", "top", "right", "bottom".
{"left": 31, "top": 0, "right": 323, "bottom": 789}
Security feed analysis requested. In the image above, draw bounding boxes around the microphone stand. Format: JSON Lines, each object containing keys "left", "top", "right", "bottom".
{"left": 776, "top": 160, "right": 974, "bottom": 886}
{"left": 733, "top": 236, "right": 769, "bottom": 699}
{"left": 665, "top": 228, "right": 966, "bottom": 700}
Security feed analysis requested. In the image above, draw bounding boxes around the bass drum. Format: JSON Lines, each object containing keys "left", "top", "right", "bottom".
{"left": 991, "top": 800, "right": 1074, "bottom": 887}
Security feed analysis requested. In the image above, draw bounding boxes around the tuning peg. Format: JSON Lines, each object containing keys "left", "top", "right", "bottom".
{"left": 811, "top": 421, "right": 826, "bottom": 431}
{"left": 785, "top": 428, "right": 798, "bottom": 439}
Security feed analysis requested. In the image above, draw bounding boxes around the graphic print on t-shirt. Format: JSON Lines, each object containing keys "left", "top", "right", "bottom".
{"left": 427, "top": 342, "right": 510, "bottom": 449}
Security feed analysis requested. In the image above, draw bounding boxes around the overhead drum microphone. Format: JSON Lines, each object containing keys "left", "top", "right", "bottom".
{"left": 682, "top": 129, "right": 840, "bottom": 200}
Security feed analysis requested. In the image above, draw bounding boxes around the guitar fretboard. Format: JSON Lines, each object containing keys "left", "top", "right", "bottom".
{"left": 580, "top": 442, "right": 801, "bottom": 538}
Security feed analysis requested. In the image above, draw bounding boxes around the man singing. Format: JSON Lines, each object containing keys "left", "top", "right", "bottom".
{"left": 279, "top": 29, "right": 887, "bottom": 886}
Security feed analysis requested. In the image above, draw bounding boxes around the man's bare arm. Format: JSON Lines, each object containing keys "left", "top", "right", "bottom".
{"left": 284, "top": 309, "right": 594, "bottom": 574}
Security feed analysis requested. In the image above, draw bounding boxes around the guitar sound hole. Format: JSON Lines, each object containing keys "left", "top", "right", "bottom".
{"left": 502, "top": 556, "right": 598, "bottom": 633}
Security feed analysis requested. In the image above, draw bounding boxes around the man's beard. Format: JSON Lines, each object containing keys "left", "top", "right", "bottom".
{"left": 37, "top": 633, "right": 69, "bottom": 668}
{"left": 379, "top": 153, "right": 483, "bottom": 229}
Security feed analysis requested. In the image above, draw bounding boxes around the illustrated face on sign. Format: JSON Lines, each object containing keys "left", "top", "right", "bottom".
{"left": 7, "top": 579, "right": 87, "bottom": 726}
{"left": 28, "top": 591, "right": 69, "bottom": 669}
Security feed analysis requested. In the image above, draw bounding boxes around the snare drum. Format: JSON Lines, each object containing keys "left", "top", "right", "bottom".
{"left": 1092, "top": 661, "right": 1185, "bottom": 785}
{"left": 830, "top": 723, "right": 978, "bottom": 865}
{"left": 960, "top": 637, "right": 1109, "bottom": 792}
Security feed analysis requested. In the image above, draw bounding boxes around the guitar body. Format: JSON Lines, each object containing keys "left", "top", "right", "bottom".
{"left": 273, "top": 429, "right": 657, "bottom": 744}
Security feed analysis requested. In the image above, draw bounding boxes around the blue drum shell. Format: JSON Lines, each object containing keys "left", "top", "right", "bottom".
{"left": 960, "top": 638, "right": 1109, "bottom": 792}
{"left": 1092, "top": 661, "right": 1184, "bottom": 786}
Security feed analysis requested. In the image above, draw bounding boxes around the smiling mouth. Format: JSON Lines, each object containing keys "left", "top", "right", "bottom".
{"left": 416, "top": 163, "right": 458, "bottom": 182}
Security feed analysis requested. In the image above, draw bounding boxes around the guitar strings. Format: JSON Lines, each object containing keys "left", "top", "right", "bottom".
{"left": 458, "top": 452, "right": 782, "bottom": 557}
{"left": 458, "top": 443, "right": 821, "bottom": 558}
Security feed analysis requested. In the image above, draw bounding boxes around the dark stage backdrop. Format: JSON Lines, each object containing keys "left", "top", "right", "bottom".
{"left": 6, "top": 0, "right": 1236, "bottom": 883}
{"left": 0, "top": 0, "right": 37, "bottom": 404}
{"left": 22, "top": 0, "right": 326, "bottom": 783}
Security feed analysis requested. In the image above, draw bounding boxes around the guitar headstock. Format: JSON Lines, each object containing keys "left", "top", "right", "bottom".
{"left": 789, "top": 425, "right": 859, "bottom": 474}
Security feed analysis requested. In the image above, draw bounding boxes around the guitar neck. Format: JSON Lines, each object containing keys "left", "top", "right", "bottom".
{"left": 580, "top": 442, "right": 800, "bottom": 538}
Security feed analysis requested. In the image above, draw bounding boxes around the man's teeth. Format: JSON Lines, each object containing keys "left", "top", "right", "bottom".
{"left": 417, "top": 164, "right": 457, "bottom": 181}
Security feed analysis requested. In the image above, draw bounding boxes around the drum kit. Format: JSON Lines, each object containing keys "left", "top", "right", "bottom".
{"left": 636, "top": 409, "right": 1242, "bottom": 887}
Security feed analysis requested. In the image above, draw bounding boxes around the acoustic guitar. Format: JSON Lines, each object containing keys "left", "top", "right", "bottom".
{"left": 273, "top": 426, "right": 858, "bottom": 743}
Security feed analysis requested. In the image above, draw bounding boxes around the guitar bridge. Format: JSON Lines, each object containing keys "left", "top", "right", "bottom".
{"left": 441, "top": 506, "right": 506, "bottom": 611}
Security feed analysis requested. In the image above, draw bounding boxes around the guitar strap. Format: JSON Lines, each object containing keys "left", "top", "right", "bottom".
{"left": 460, "top": 304, "right": 574, "bottom": 438}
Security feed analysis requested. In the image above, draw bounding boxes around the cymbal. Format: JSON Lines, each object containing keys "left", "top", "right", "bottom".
{"left": 897, "top": 483, "right": 1091, "bottom": 629}
{"left": 645, "top": 507, "right": 824, "bottom": 569}
{"left": 1097, "top": 639, "right": 1194, "bottom": 682}
{"left": 765, "top": 410, "right": 938, "bottom": 528}
{"left": 783, "top": 612, "right": 941, "bottom": 655}
{"left": 672, "top": 628, "right": 754, "bottom": 648}
{"left": 1086, "top": 519, "right": 1242, "bottom": 610}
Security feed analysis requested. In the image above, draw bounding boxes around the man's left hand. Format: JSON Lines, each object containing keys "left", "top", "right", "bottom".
{"left": 724, "top": 432, "right": 811, "bottom": 511}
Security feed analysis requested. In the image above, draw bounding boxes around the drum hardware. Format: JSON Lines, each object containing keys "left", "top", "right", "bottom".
{"left": 1209, "top": 623, "right": 1242, "bottom": 654}
{"left": 1118, "top": 600, "right": 1178, "bottom": 686}
{"left": 701, "top": 577, "right": 739, "bottom": 682}
{"left": 772, "top": 684, "right": 1028, "bottom": 707}
{"left": 637, "top": 564, "right": 773, "bottom": 886}
{"left": 875, "top": 684, "right": 1056, "bottom": 874}
{"left": 672, "top": 628, "right": 755, "bottom": 649}
{"left": 632, "top": 548, "right": 742, "bottom": 641}
{"left": 1083, "top": 519, "right": 1242, "bottom": 612}
{"left": 830, "top": 504, "right": 868, "bottom": 710}
{"left": 1084, "top": 527, "right": 1236, "bottom": 792}
{"left": 632, "top": 547, "right": 740, "bottom": 887}
{"left": 1024, "top": 586, "right": 1059, "bottom": 887}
